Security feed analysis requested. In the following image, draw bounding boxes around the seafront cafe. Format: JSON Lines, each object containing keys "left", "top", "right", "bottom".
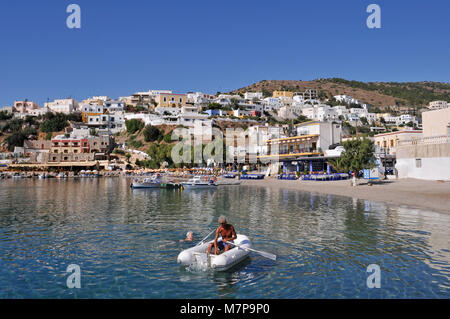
{"left": 258, "top": 135, "right": 339, "bottom": 174}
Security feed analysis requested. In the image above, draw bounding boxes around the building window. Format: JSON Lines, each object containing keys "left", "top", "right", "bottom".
{"left": 416, "top": 158, "right": 422, "bottom": 168}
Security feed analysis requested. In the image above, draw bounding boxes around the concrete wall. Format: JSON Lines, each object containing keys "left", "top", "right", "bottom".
{"left": 395, "top": 157, "right": 450, "bottom": 181}
{"left": 396, "top": 142, "right": 450, "bottom": 159}
{"left": 395, "top": 142, "right": 450, "bottom": 180}
{"left": 422, "top": 108, "right": 450, "bottom": 137}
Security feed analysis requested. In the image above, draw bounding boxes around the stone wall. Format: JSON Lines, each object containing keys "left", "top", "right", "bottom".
{"left": 397, "top": 143, "right": 450, "bottom": 159}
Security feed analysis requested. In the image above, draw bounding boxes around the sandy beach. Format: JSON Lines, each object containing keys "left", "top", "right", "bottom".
{"left": 239, "top": 178, "right": 450, "bottom": 214}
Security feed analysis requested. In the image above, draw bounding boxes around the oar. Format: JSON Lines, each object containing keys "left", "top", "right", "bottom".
{"left": 224, "top": 241, "right": 277, "bottom": 261}
{"left": 195, "top": 229, "right": 216, "bottom": 246}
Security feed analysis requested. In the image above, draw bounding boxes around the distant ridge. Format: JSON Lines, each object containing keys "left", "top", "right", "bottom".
{"left": 230, "top": 78, "right": 450, "bottom": 108}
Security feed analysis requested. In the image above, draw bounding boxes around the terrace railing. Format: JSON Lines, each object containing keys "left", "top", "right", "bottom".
{"left": 398, "top": 135, "right": 450, "bottom": 147}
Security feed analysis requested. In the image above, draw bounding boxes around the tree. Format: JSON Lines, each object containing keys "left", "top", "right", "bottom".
{"left": 0, "top": 111, "right": 13, "bottom": 121}
{"left": 293, "top": 115, "right": 309, "bottom": 124}
{"left": 143, "top": 125, "right": 161, "bottom": 142}
{"left": 40, "top": 113, "right": 69, "bottom": 133}
{"left": 125, "top": 119, "right": 145, "bottom": 134}
{"left": 329, "top": 138, "right": 375, "bottom": 175}
{"left": 6, "top": 132, "right": 25, "bottom": 151}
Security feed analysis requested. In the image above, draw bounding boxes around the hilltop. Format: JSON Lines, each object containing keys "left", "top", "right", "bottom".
{"left": 230, "top": 78, "right": 450, "bottom": 108}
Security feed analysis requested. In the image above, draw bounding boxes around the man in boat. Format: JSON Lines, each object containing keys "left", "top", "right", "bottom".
{"left": 206, "top": 216, "right": 237, "bottom": 255}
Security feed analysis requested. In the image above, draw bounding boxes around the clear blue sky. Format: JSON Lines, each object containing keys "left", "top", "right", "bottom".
{"left": 0, "top": 0, "right": 449, "bottom": 106}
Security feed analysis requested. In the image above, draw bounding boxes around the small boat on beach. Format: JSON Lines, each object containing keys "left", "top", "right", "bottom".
{"left": 181, "top": 176, "right": 217, "bottom": 189}
{"left": 56, "top": 172, "right": 67, "bottom": 179}
{"left": 177, "top": 234, "right": 252, "bottom": 271}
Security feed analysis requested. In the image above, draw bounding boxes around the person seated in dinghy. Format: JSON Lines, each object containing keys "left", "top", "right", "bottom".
{"left": 206, "top": 216, "right": 237, "bottom": 255}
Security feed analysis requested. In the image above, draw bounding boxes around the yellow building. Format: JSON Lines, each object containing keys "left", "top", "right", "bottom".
{"left": 259, "top": 134, "right": 321, "bottom": 160}
{"left": 81, "top": 105, "right": 106, "bottom": 123}
{"left": 273, "top": 91, "right": 294, "bottom": 98}
{"left": 155, "top": 93, "right": 187, "bottom": 108}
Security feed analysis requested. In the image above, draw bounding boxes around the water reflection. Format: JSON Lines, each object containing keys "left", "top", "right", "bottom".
{"left": 0, "top": 178, "right": 449, "bottom": 298}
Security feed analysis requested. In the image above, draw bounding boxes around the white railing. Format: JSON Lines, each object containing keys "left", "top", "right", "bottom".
{"left": 398, "top": 135, "right": 450, "bottom": 146}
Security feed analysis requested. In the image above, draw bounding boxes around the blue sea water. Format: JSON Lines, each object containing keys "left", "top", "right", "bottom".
{"left": 0, "top": 178, "right": 449, "bottom": 298}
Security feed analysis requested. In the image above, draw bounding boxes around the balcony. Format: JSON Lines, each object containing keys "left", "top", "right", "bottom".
{"left": 398, "top": 135, "right": 450, "bottom": 146}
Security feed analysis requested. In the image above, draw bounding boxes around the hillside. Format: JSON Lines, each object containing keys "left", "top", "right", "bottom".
{"left": 231, "top": 78, "right": 450, "bottom": 108}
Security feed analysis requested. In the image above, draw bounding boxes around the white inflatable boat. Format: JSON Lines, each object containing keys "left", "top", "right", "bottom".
{"left": 177, "top": 234, "right": 252, "bottom": 271}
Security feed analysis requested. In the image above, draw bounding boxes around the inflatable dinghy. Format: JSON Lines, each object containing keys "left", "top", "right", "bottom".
{"left": 177, "top": 234, "right": 252, "bottom": 271}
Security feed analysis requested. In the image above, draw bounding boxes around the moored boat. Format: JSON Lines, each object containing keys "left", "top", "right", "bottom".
{"left": 56, "top": 172, "right": 67, "bottom": 179}
{"left": 130, "top": 175, "right": 162, "bottom": 189}
{"left": 177, "top": 234, "right": 252, "bottom": 271}
{"left": 181, "top": 176, "right": 217, "bottom": 189}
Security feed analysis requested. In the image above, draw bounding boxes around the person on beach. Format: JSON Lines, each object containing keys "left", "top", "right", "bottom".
{"left": 180, "top": 231, "right": 194, "bottom": 242}
{"left": 206, "top": 216, "right": 237, "bottom": 255}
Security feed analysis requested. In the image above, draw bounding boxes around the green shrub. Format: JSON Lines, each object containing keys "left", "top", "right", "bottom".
{"left": 163, "top": 133, "right": 173, "bottom": 143}
{"left": 143, "top": 125, "right": 161, "bottom": 142}
{"left": 40, "top": 113, "right": 69, "bottom": 133}
{"left": 113, "top": 149, "right": 125, "bottom": 155}
{"left": 6, "top": 132, "right": 25, "bottom": 151}
{"left": 129, "top": 140, "right": 143, "bottom": 149}
{"left": 125, "top": 119, "right": 145, "bottom": 134}
{"left": 0, "top": 111, "right": 13, "bottom": 121}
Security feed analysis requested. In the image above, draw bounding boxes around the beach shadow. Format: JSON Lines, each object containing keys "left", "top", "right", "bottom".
{"left": 359, "top": 180, "right": 394, "bottom": 186}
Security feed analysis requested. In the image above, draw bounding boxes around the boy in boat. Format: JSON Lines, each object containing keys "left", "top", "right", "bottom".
{"left": 206, "top": 216, "right": 237, "bottom": 255}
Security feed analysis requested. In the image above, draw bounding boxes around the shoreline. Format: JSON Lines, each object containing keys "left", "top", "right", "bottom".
{"left": 239, "top": 178, "right": 450, "bottom": 214}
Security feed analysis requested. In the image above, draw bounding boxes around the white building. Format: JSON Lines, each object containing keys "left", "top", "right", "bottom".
{"left": 187, "top": 92, "right": 214, "bottom": 105}
{"left": 428, "top": 100, "right": 449, "bottom": 110}
{"left": 244, "top": 92, "right": 263, "bottom": 100}
{"left": 396, "top": 114, "right": 418, "bottom": 126}
{"left": 334, "top": 95, "right": 362, "bottom": 106}
{"left": 45, "top": 99, "right": 78, "bottom": 114}
{"left": 396, "top": 107, "right": 450, "bottom": 180}
{"left": 295, "top": 121, "right": 342, "bottom": 151}
{"left": 104, "top": 100, "right": 125, "bottom": 112}
{"left": 262, "top": 97, "right": 282, "bottom": 111}
{"left": 293, "top": 95, "right": 305, "bottom": 104}
{"left": 87, "top": 112, "right": 125, "bottom": 134}
{"left": 277, "top": 106, "right": 296, "bottom": 119}
{"left": 301, "top": 105, "right": 339, "bottom": 122}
